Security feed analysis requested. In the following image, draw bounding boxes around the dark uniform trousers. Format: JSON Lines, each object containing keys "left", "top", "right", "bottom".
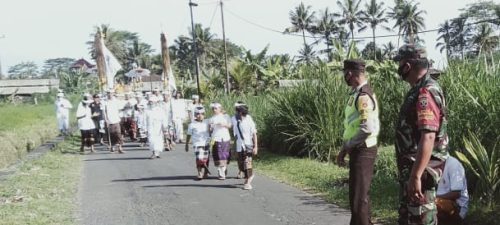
{"left": 349, "top": 144, "right": 377, "bottom": 225}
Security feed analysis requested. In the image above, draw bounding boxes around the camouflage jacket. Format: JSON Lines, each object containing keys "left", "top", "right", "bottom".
{"left": 395, "top": 74, "right": 449, "bottom": 161}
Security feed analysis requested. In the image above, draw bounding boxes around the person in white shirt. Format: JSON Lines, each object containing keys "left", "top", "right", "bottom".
{"left": 185, "top": 106, "right": 211, "bottom": 180}
{"left": 208, "top": 102, "right": 232, "bottom": 180}
{"left": 54, "top": 92, "right": 73, "bottom": 135}
{"left": 232, "top": 101, "right": 258, "bottom": 190}
{"left": 123, "top": 92, "right": 138, "bottom": 141}
{"left": 76, "top": 94, "right": 96, "bottom": 152}
{"left": 104, "top": 90, "right": 125, "bottom": 153}
{"left": 171, "top": 92, "right": 187, "bottom": 143}
{"left": 187, "top": 95, "right": 203, "bottom": 122}
{"left": 161, "top": 92, "right": 175, "bottom": 151}
{"left": 436, "top": 156, "right": 469, "bottom": 224}
{"left": 146, "top": 96, "right": 169, "bottom": 159}
{"left": 134, "top": 104, "right": 147, "bottom": 147}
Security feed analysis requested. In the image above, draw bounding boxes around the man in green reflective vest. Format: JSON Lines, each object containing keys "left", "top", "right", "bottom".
{"left": 336, "top": 59, "right": 380, "bottom": 225}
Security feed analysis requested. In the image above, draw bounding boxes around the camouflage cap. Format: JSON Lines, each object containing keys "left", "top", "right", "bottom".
{"left": 393, "top": 44, "right": 427, "bottom": 61}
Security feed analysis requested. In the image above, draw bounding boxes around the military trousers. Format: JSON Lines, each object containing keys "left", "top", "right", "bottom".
{"left": 349, "top": 144, "right": 377, "bottom": 225}
{"left": 397, "top": 155, "right": 444, "bottom": 225}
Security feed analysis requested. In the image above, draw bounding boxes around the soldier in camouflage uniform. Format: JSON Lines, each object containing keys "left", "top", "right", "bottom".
{"left": 394, "top": 44, "right": 449, "bottom": 225}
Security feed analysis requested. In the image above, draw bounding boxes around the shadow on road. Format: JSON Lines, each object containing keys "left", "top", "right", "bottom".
{"left": 142, "top": 184, "right": 239, "bottom": 189}
{"left": 85, "top": 157, "right": 152, "bottom": 161}
{"left": 112, "top": 175, "right": 200, "bottom": 182}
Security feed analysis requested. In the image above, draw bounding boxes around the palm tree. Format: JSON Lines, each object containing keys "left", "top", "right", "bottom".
{"left": 127, "top": 40, "right": 154, "bottom": 69}
{"left": 309, "top": 8, "right": 339, "bottom": 61}
{"left": 359, "top": 0, "right": 390, "bottom": 60}
{"left": 382, "top": 41, "right": 396, "bottom": 59}
{"left": 86, "top": 25, "right": 139, "bottom": 66}
{"left": 297, "top": 44, "right": 317, "bottom": 64}
{"left": 285, "top": 2, "right": 316, "bottom": 46}
{"left": 391, "top": 1, "right": 426, "bottom": 45}
{"left": 335, "top": 0, "right": 364, "bottom": 42}
{"left": 472, "top": 23, "right": 499, "bottom": 55}
{"left": 190, "top": 24, "right": 216, "bottom": 70}
{"left": 436, "top": 20, "right": 452, "bottom": 59}
{"left": 450, "top": 17, "right": 472, "bottom": 59}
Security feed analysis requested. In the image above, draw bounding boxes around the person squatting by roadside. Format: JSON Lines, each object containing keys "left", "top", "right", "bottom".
{"left": 105, "top": 90, "right": 125, "bottom": 154}
{"left": 435, "top": 155, "right": 469, "bottom": 225}
{"left": 394, "top": 44, "right": 449, "bottom": 225}
{"left": 185, "top": 106, "right": 211, "bottom": 180}
{"left": 209, "top": 102, "right": 232, "bottom": 180}
{"left": 55, "top": 92, "right": 73, "bottom": 135}
{"left": 336, "top": 59, "right": 380, "bottom": 225}
{"left": 232, "top": 101, "right": 258, "bottom": 190}
{"left": 76, "top": 93, "right": 96, "bottom": 153}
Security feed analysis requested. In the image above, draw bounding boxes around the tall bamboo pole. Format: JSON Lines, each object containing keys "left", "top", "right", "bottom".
{"left": 161, "top": 33, "right": 171, "bottom": 94}
{"left": 94, "top": 31, "right": 106, "bottom": 91}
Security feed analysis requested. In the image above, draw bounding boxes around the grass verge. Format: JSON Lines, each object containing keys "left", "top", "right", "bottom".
{"left": 0, "top": 104, "right": 59, "bottom": 169}
{"left": 0, "top": 135, "right": 82, "bottom": 225}
{"left": 254, "top": 145, "right": 399, "bottom": 224}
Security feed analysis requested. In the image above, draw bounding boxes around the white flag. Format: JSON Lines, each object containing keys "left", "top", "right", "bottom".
{"left": 167, "top": 67, "right": 177, "bottom": 93}
{"left": 102, "top": 42, "right": 122, "bottom": 90}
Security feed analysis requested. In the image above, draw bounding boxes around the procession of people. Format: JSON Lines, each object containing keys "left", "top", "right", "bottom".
{"left": 60, "top": 88, "right": 259, "bottom": 190}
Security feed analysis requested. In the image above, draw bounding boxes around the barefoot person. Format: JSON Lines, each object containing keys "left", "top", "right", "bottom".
{"left": 209, "top": 102, "right": 232, "bottom": 180}
{"left": 185, "top": 107, "right": 211, "bottom": 180}
{"left": 76, "top": 94, "right": 96, "bottom": 153}
{"left": 232, "top": 101, "right": 258, "bottom": 190}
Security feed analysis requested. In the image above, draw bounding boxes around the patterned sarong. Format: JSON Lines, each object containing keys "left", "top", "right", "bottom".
{"left": 194, "top": 146, "right": 210, "bottom": 168}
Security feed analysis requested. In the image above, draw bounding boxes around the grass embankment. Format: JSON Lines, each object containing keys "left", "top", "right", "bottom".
{"left": 0, "top": 104, "right": 59, "bottom": 169}
{"left": 255, "top": 146, "right": 398, "bottom": 224}
{"left": 0, "top": 135, "right": 82, "bottom": 225}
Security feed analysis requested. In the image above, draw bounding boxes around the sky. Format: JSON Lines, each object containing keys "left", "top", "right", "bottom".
{"left": 0, "top": 0, "right": 489, "bottom": 74}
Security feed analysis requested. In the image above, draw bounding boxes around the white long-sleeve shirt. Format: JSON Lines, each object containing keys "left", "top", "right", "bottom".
{"left": 55, "top": 98, "right": 72, "bottom": 116}
{"left": 76, "top": 103, "right": 96, "bottom": 130}
{"left": 231, "top": 115, "right": 257, "bottom": 152}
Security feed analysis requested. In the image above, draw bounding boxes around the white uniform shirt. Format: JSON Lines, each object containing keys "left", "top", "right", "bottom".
{"left": 55, "top": 98, "right": 72, "bottom": 116}
{"left": 171, "top": 99, "right": 188, "bottom": 120}
{"left": 76, "top": 103, "right": 96, "bottom": 130}
{"left": 106, "top": 99, "right": 122, "bottom": 124}
{"left": 437, "top": 156, "right": 469, "bottom": 218}
{"left": 231, "top": 115, "right": 257, "bottom": 152}
{"left": 209, "top": 114, "right": 232, "bottom": 142}
{"left": 161, "top": 101, "right": 173, "bottom": 126}
{"left": 187, "top": 120, "right": 210, "bottom": 147}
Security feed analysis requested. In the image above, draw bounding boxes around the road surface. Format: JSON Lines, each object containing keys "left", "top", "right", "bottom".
{"left": 78, "top": 142, "right": 350, "bottom": 225}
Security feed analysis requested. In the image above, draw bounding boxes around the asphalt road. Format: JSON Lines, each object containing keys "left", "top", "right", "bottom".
{"left": 78, "top": 142, "right": 350, "bottom": 225}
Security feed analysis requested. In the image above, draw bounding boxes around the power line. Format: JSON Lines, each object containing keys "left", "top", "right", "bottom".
{"left": 208, "top": 2, "right": 219, "bottom": 29}
{"left": 223, "top": 7, "right": 500, "bottom": 41}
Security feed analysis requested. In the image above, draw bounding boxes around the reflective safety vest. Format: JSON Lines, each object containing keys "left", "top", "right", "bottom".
{"left": 343, "top": 83, "right": 380, "bottom": 148}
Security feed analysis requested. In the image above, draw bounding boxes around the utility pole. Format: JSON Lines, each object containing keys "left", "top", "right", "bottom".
{"left": 189, "top": 0, "right": 201, "bottom": 97}
{"left": 220, "top": 0, "right": 230, "bottom": 94}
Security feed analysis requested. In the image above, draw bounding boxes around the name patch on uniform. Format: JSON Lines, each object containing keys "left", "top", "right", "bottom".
{"left": 417, "top": 109, "right": 434, "bottom": 120}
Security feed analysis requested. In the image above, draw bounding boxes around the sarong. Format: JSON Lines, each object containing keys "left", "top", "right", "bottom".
{"left": 80, "top": 129, "right": 94, "bottom": 147}
{"left": 109, "top": 123, "right": 123, "bottom": 146}
{"left": 194, "top": 146, "right": 210, "bottom": 168}
{"left": 212, "top": 141, "right": 230, "bottom": 166}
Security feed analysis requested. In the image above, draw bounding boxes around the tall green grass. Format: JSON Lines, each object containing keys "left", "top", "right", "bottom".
{"left": 0, "top": 104, "right": 59, "bottom": 169}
